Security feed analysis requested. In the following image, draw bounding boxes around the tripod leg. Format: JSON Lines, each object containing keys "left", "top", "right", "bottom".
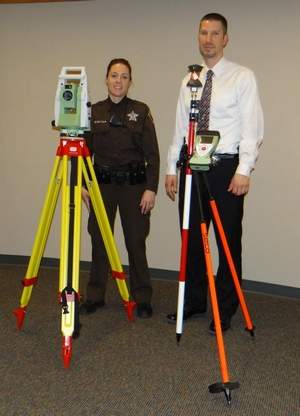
{"left": 72, "top": 156, "right": 82, "bottom": 294}
{"left": 193, "top": 172, "right": 239, "bottom": 404}
{"left": 59, "top": 156, "right": 82, "bottom": 296}
{"left": 59, "top": 155, "right": 83, "bottom": 368}
{"left": 201, "top": 222, "right": 231, "bottom": 380}
{"left": 82, "top": 156, "right": 136, "bottom": 320}
{"left": 71, "top": 156, "right": 82, "bottom": 341}
{"left": 59, "top": 154, "right": 73, "bottom": 368}
{"left": 13, "top": 156, "right": 63, "bottom": 329}
{"left": 59, "top": 155, "right": 70, "bottom": 290}
{"left": 203, "top": 173, "right": 255, "bottom": 336}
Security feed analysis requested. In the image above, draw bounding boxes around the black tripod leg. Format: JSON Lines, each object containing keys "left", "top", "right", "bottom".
{"left": 69, "top": 157, "right": 81, "bottom": 340}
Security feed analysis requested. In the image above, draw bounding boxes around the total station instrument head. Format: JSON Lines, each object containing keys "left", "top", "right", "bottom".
{"left": 53, "top": 66, "right": 91, "bottom": 137}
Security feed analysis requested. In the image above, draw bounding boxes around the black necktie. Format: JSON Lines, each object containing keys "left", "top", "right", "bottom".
{"left": 198, "top": 69, "right": 214, "bottom": 129}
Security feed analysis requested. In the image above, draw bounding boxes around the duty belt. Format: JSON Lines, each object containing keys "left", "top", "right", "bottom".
{"left": 94, "top": 163, "right": 146, "bottom": 185}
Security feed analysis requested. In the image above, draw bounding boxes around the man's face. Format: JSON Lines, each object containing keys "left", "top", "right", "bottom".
{"left": 198, "top": 19, "right": 228, "bottom": 62}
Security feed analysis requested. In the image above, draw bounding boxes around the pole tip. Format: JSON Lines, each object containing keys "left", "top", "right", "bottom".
{"left": 124, "top": 300, "right": 136, "bottom": 321}
{"left": 62, "top": 336, "right": 72, "bottom": 368}
{"left": 13, "top": 307, "right": 26, "bottom": 330}
{"left": 245, "top": 326, "right": 255, "bottom": 337}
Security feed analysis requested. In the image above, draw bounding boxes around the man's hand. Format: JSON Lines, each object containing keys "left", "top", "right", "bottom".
{"left": 82, "top": 187, "right": 90, "bottom": 211}
{"left": 165, "top": 174, "right": 178, "bottom": 201}
{"left": 140, "top": 190, "right": 156, "bottom": 214}
{"left": 228, "top": 174, "right": 250, "bottom": 196}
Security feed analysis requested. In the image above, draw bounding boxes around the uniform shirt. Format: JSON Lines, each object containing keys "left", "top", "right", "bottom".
{"left": 167, "top": 57, "right": 264, "bottom": 177}
{"left": 87, "top": 96, "right": 160, "bottom": 193}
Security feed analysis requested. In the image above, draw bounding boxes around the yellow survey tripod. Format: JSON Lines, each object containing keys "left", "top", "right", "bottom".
{"left": 13, "top": 135, "right": 136, "bottom": 368}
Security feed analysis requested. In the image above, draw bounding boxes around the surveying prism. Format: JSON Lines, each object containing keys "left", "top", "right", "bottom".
{"left": 13, "top": 67, "right": 135, "bottom": 368}
{"left": 174, "top": 64, "right": 255, "bottom": 404}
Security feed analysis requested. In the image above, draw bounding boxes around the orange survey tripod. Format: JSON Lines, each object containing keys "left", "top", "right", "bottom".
{"left": 13, "top": 136, "right": 136, "bottom": 368}
{"left": 175, "top": 65, "right": 255, "bottom": 404}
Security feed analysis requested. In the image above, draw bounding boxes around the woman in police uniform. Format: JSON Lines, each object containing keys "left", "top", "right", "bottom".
{"left": 81, "top": 58, "right": 160, "bottom": 318}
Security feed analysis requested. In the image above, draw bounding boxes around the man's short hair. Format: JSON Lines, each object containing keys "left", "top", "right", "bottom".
{"left": 200, "top": 13, "right": 228, "bottom": 34}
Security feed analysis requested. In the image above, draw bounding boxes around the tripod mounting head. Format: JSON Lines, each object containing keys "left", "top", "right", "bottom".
{"left": 53, "top": 67, "right": 91, "bottom": 137}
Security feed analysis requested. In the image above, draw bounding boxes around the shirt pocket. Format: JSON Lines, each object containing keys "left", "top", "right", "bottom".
{"left": 125, "top": 121, "right": 144, "bottom": 156}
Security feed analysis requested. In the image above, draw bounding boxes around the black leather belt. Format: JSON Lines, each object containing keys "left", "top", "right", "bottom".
{"left": 214, "top": 153, "right": 238, "bottom": 160}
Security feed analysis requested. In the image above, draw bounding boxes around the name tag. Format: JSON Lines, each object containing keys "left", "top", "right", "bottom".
{"left": 94, "top": 120, "right": 107, "bottom": 124}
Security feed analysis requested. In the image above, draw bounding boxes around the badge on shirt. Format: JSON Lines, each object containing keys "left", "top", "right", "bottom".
{"left": 127, "top": 110, "right": 139, "bottom": 122}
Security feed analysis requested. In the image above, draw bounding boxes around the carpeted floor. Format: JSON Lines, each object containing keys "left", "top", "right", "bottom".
{"left": 0, "top": 264, "right": 299, "bottom": 416}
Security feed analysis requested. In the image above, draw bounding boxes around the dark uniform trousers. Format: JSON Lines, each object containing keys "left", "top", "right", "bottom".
{"left": 179, "top": 157, "right": 244, "bottom": 319}
{"left": 87, "top": 181, "right": 152, "bottom": 304}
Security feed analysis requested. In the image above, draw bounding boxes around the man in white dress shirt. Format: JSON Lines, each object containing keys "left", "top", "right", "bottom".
{"left": 165, "top": 13, "right": 264, "bottom": 332}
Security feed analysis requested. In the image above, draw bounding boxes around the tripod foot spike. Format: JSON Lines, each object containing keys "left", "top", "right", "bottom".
{"left": 176, "top": 333, "right": 181, "bottom": 345}
{"left": 224, "top": 388, "right": 231, "bottom": 405}
{"left": 13, "top": 307, "right": 27, "bottom": 330}
{"left": 245, "top": 326, "right": 255, "bottom": 337}
{"left": 62, "top": 336, "right": 72, "bottom": 368}
{"left": 209, "top": 381, "right": 239, "bottom": 404}
{"left": 124, "top": 300, "right": 136, "bottom": 321}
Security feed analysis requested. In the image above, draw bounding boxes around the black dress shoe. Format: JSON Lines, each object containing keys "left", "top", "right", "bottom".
{"left": 137, "top": 303, "right": 153, "bottom": 319}
{"left": 166, "top": 307, "right": 206, "bottom": 324}
{"left": 79, "top": 300, "right": 105, "bottom": 315}
{"left": 209, "top": 317, "right": 231, "bottom": 334}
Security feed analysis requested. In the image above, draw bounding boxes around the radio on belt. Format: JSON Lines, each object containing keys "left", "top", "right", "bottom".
{"left": 189, "top": 129, "right": 220, "bottom": 171}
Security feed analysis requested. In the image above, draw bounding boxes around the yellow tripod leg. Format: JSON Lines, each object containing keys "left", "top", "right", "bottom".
{"left": 59, "top": 155, "right": 73, "bottom": 368}
{"left": 59, "top": 155, "right": 70, "bottom": 294}
{"left": 72, "top": 156, "right": 82, "bottom": 295}
{"left": 82, "top": 157, "right": 136, "bottom": 320}
{"left": 60, "top": 156, "right": 83, "bottom": 368}
{"left": 14, "top": 156, "right": 63, "bottom": 329}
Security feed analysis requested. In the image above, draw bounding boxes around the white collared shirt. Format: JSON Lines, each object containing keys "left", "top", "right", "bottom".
{"left": 166, "top": 57, "right": 264, "bottom": 176}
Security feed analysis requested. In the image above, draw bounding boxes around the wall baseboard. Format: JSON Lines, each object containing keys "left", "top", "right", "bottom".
{"left": 1, "top": 254, "right": 299, "bottom": 299}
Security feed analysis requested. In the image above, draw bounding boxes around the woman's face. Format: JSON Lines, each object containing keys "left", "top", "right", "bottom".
{"left": 106, "top": 63, "right": 131, "bottom": 102}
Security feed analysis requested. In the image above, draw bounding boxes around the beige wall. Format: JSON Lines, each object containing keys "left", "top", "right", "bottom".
{"left": 1, "top": 0, "right": 299, "bottom": 288}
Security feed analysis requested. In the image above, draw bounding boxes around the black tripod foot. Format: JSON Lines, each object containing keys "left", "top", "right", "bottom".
{"left": 245, "top": 325, "right": 256, "bottom": 337}
{"left": 176, "top": 333, "right": 181, "bottom": 345}
{"left": 209, "top": 381, "right": 239, "bottom": 405}
{"left": 72, "top": 322, "right": 82, "bottom": 340}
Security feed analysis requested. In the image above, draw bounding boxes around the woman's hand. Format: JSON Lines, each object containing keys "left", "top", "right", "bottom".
{"left": 165, "top": 174, "right": 178, "bottom": 201}
{"left": 140, "top": 190, "right": 156, "bottom": 214}
{"left": 82, "top": 187, "right": 91, "bottom": 211}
